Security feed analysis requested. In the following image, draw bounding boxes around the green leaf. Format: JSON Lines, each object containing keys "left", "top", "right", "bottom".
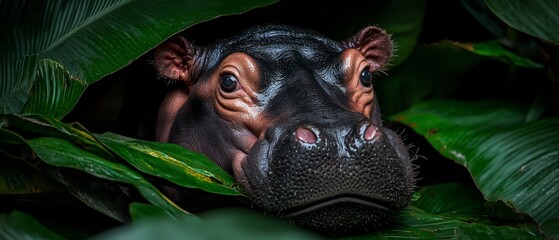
{"left": 321, "top": 0, "right": 425, "bottom": 66}
{"left": 0, "top": 156, "right": 62, "bottom": 195}
{"left": 413, "top": 183, "right": 486, "bottom": 217}
{"left": 0, "top": 55, "right": 38, "bottom": 114}
{"left": 1, "top": 114, "right": 115, "bottom": 160}
{"left": 55, "top": 171, "right": 132, "bottom": 222}
{"left": 485, "top": 0, "right": 559, "bottom": 45}
{"left": 0, "top": 211, "right": 65, "bottom": 240}
{"left": 95, "top": 132, "right": 242, "bottom": 196}
{"left": 377, "top": 43, "right": 482, "bottom": 115}
{"left": 371, "top": 0, "right": 426, "bottom": 66}
{"left": 129, "top": 202, "right": 171, "bottom": 222}
{"left": 348, "top": 183, "right": 540, "bottom": 240}
{"left": 392, "top": 100, "right": 559, "bottom": 224}
{"left": 445, "top": 40, "right": 544, "bottom": 68}
{"left": 21, "top": 59, "right": 87, "bottom": 118}
{"left": 26, "top": 137, "right": 190, "bottom": 219}
{"left": 0, "top": 0, "right": 277, "bottom": 115}
{"left": 460, "top": 0, "right": 507, "bottom": 38}
{"left": 92, "top": 208, "right": 323, "bottom": 240}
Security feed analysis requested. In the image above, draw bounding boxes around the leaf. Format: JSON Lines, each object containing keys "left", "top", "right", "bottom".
{"left": 445, "top": 40, "right": 544, "bottom": 68}
{"left": 392, "top": 100, "right": 559, "bottom": 224}
{"left": 485, "top": 0, "right": 559, "bottom": 45}
{"left": 92, "top": 208, "right": 323, "bottom": 240}
{"left": 55, "top": 170, "right": 132, "bottom": 222}
{"left": 347, "top": 183, "right": 540, "bottom": 240}
{"left": 376, "top": 43, "right": 482, "bottom": 115}
{"left": 460, "top": 0, "right": 507, "bottom": 38}
{"left": 412, "top": 183, "right": 486, "bottom": 217}
{"left": 314, "top": 0, "right": 426, "bottom": 66}
{"left": 94, "top": 184, "right": 541, "bottom": 240}
{"left": 95, "top": 132, "right": 242, "bottom": 196}
{"left": 26, "top": 137, "right": 190, "bottom": 219}
{"left": 0, "top": 0, "right": 278, "bottom": 115}
{"left": 1, "top": 114, "right": 115, "bottom": 160}
{"left": 0, "top": 127, "right": 63, "bottom": 195}
{"left": 0, "top": 211, "right": 65, "bottom": 240}
{"left": 21, "top": 59, "right": 87, "bottom": 118}
{"left": 0, "top": 156, "right": 63, "bottom": 195}
{"left": 129, "top": 202, "right": 169, "bottom": 222}
{"left": 0, "top": 55, "right": 38, "bottom": 114}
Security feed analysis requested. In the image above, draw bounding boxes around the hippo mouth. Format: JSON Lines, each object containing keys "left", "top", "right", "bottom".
{"left": 283, "top": 194, "right": 392, "bottom": 218}
{"left": 280, "top": 194, "right": 395, "bottom": 235}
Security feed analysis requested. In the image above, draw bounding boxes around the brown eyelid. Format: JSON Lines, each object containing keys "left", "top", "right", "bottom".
{"left": 340, "top": 48, "right": 375, "bottom": 118}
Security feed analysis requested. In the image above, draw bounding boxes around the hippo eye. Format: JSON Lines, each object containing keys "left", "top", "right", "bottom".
{"left": 220, "top": 74, "right": 239, "bottom": 92}
{"left": 359, "top": 68, "right": 373, "bottom": 87}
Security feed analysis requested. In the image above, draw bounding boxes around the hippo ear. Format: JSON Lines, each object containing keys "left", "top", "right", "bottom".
{"left": 343, "top": 26, "right": 393, "bottom": 71}
{"left": 154, "top": 35, "right": 200, "bottom": 84}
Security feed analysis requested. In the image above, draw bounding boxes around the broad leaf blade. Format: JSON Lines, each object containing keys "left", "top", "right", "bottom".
{"left": 348, "top": 183, "right": 540, "bottom": 239}
{"left": 0, "top": 55, "right": 38, "bottom": 114}
{"left": 0, "top": 211, "right": 65, "bottom": 240}
{"left": 95, "top": 132, "right": 242, "bottom": 196}
{"left": 413, "top": 183, "right": 486, "bottom": 217}
{"left": 22, "top": 59, "right": 87, "bottom": 118}
{"left": 0, "top": 0, "right": 277, "bottom": 115}
{"left": 377, "top": 44, "right": 482, "bottom": 115}
{"left": 444, "top": 40, "right": 544, "bottom": 68}
{"left": 92, "top": 208, "right": 323, "bottom": 240}
{"left": 0, "top": 157, "right": 62, "bottom": 195}
{"left": 26, "top": 137, "right": 190, "bottom": 218}
{"left": 1, "top": 114, "right": 115, "bottom": 160}
{"left": 129, "top": 202, "right": 169, "bottom": 222}
{"left": 317, "top": 0, "right": 425, "bottom": 66}
{"left": 392, "top": 100, "right": 559, "bottom": 224}
{"left": 485, "top": 0, "right": 559, "bottom": 44}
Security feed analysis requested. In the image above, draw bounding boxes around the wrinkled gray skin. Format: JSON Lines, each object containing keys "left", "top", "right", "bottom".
{"left": 154, "top": 24, "right": 415, "bottom": 235}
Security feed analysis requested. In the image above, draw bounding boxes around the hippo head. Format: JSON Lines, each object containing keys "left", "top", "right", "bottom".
{"left": 154, "top": 24, "right": 415, "bottom": 235}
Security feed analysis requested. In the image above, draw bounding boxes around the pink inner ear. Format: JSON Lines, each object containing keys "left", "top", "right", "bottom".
{"left": 154, "top": 36, "right": 194, "bottom": 83}
{"left": 344, "top": 26, "right": 393, "bottom": 69}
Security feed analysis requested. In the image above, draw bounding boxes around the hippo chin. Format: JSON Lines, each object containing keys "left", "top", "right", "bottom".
{"left": 154, "top": 24, "right": 415, "bottom": 235}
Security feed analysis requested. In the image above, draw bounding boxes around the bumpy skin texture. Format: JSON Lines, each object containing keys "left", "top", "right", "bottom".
{"left": 154, "top": 24, "right": 415, "bottom": 235}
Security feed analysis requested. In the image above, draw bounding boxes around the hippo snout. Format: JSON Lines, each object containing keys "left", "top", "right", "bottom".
{"left": 240, "top": 120, "right": 414, "bottom": 234}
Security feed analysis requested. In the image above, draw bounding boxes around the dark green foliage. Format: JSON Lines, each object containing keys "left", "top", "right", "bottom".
{"left": 1, "top": 0, "right": 557, "bottom": 239}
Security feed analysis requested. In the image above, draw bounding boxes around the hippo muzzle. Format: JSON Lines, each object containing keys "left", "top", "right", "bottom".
{"left": 241, "top": 112, "right": 413, "bottom": 233}
{"left": 153, "top": 24, "right": 415, "bottom": 235}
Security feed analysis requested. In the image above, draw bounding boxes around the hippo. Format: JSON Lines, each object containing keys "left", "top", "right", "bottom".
{"left": 153, "top": 24, "right": 415, "bottom": 235}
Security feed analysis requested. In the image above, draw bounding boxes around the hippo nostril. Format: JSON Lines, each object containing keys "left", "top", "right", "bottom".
{"left": 295, "top": 127, "right": 317, "bottom": 144}
{"left": 364, "top": 124, "right": 381, "bottom": 141}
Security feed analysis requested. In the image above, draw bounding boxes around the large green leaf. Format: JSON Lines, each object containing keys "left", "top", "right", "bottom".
{"left": 92, "top": 208, "right": 323, "bottom": 240}
{"left": 0, "top": 211, "right": 65, "bottom": 240}
{"left": 95, "top": 132, "right": 242, "bottom": 196}
{"left": 412, "top": 183, "right": 487, "bottom": 217}
{"left": 485, "top": 0, "right": 559, "bottom": 45}
{"left": 346, "top": 183, "right": 540, "bottom": 239}
{"left": 92, "top": 183, "right": 541, "bottom": 240}
{"left": 0, "top": 55, "right": 37, "bottom": 115}
{"left": 316, "top": 0, "right": 425, "bottom": 66}
{"left": 1, "top": 114, "right": 115, "bottom": 160}
{"left": 26, "top": 137, "right": 190, "bottom": 218}
{"left": 0, "top": 0, "right": 278, "bottom": 115}
{"left": 377, "top": 39, "right": 543, "bottom": 116}
{"left": 392, "top": 100, "right": 559, "bottom": 225}
{"left": 446, "top": 40, "right": 544, "bottom": 68}
{"left": 376, "top": 43, "right": 482, "bottom": 115}
{"left": 460, "top": 0, "right": 507, "bottom": 38}
{"left": 0, "top": 155, "right": 63, "bottom": 195}
{"left": 21, "top": 59, "right": 87, "bottom": 119}
{"left": 129, "top": 202, "right": 169, "bottom": 222}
